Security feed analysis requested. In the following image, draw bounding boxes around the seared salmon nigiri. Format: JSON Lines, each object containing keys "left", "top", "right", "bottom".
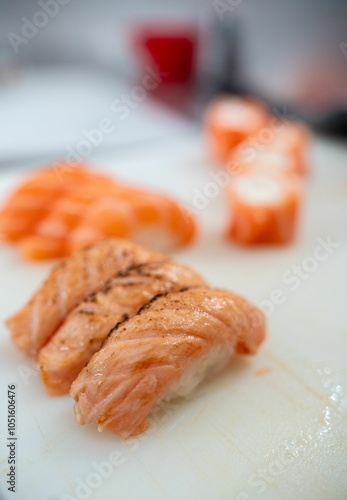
{"left": 71, "top": 287, "right": 265, "bottom": 439}
{"left": 38, "top": 261, "right": 207, "bottom": 395}
{"left": 6, "top": 238, "right": 167, "bottom": 357}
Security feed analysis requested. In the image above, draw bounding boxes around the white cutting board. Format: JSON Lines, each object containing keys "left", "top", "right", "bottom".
{"left": 0, "top": 133, "right": 346, "bottom": 500}
{"left": 0, "top": 66, "right": 193, "bottom": 162}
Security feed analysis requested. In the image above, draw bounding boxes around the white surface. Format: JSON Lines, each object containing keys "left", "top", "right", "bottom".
{"left": 0, "top": 66, "right": 193, "bottom": 161}
{"left": 0, "top": 133, "right": 347, "bottom": 500}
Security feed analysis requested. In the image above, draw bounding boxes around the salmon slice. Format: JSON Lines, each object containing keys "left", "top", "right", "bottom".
{"left": 38, "top": 261, "right": 207, "bottom": 395}
{"left": 0, "top": 192, "right": 57, "bottom": 242}
{"left": 35, "top": 197, "right": 92, "bottom": 241}
{"left": 205, "top": 96, "right": 269, "bottom": 163}
{"left": 0, "top": 165, "right": 97, "bottom": 242}
{"left": 19, "top": 235, "right": 67, "bottom": 261}
{"left": 6, "top": 238, "right": 167, "bottom": 357}
{"left": 225, "top": 166, "right": 303, "bottom": 245}
{"left": 71, "top": 287, "right": 265, "bottom": 438}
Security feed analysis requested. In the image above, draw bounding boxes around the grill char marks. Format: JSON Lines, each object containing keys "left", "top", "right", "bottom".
{"left": 70, "top": 287, "right": 265, "bottom": 439}
{"left": 37, "top": 260, "right": 207, "bottom": 395}
{"left": 6, "top": 238, "right": 167, "bottom": 357}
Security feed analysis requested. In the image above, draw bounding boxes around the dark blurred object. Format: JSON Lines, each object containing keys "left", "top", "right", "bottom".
{"left": 133, "top": 24, "right": 197, "bottom": 83}
{"left": 317, "top": 111, "right": 347, "bottom": 138}
{"left": 2, "top": 0, "right": 347, "bottom": 137}
{"left": 206, "top": 15, "right": 241, "bottom": 96}
{"left": 0, "top": 45, "right": 21, "bottom": 87}
{"left": 208, "top": 0, "right": 347, "bottom": 134}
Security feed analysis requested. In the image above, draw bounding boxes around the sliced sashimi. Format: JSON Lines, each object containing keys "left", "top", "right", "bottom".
{"left": 19, "top": 235, "right": 67, "bottom": 261}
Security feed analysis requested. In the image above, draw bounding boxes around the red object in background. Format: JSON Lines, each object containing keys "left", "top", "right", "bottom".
{"left": 134, "top": 26, "right": 197, "bottom": 83}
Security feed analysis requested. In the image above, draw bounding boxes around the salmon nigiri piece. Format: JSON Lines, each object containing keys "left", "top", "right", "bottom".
{"left": 205, "top": 96, "right": 269, "bottom": 163}
{"left": 1, "top": 165, "right": 198, "bottom": 259}
{"left": 126, "top": 190, "right": 197, "bottom": 250}
{"left": 225, "top": 167, "right": 303, "bottom": 245}
{"left": 39, "top": 261, "right": 207, "bottom": 395}
{"left": 68, "top": 189, "right": 197, "bottom": 254}
{"left": 6, "top": 238, "right": 167, "bottom": 357}
{"left": 71, "top": 287, "right": 265, "bottom": 438}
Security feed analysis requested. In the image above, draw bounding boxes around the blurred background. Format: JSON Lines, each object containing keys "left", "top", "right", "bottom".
{"left": 1, "top": 0, "right": 347, "bottom": 167}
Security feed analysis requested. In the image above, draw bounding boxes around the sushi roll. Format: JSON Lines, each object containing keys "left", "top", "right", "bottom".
{"left": 262, "top": 121, "right": 311, "bottom": 176}
{"left": 228, "top": 147, "right": 299, "bottom": 178}
{"left": 225, "top": 167, "right": 303, "bottom": 245}
{"left": 204, "top": 96, "right": 269, "bottom": 164}
{"left": 226, "top": 119, "right": 311, "bottom": 178}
